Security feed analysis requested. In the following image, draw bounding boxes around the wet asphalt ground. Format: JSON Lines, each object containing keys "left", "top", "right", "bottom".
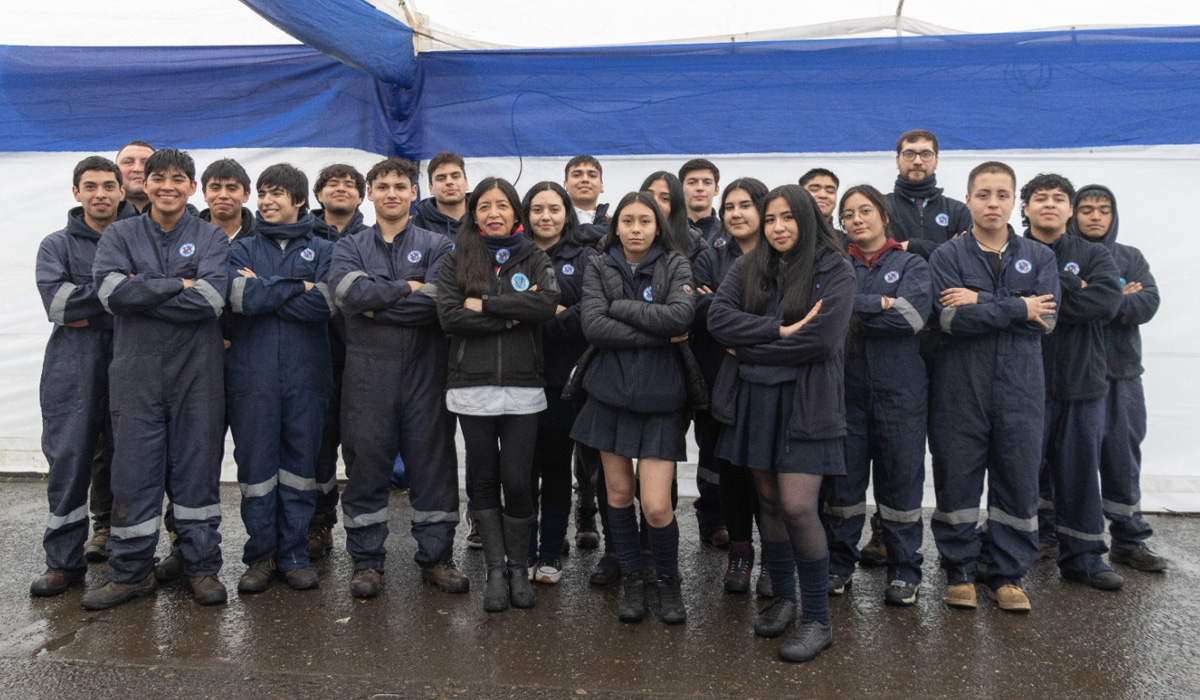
{"left": 1, "top": 477, "right": 1197, "bottom": 700}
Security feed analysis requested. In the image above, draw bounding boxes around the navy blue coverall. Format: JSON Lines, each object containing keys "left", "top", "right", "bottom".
{"left": 36, "top": 208, "right": 115, "bottom": 576}
{"left": 94, "top": 212, "right": 229, "bottom": 583}
{"left": 927, "top": 228, "right": 1059, "bottom": 589}
{"left": 329, "top": 222, "right": 459, "bottom": 571}
{"left": 227, "top": 213, "right": 334, "bottom": 571}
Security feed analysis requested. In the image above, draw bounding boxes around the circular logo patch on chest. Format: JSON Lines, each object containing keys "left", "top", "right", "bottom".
{"left": 884, "top": 270, "right": 900, "bottom": 284}
{"left": 936, "top": 213, "right": 950, "bottom": 227}
{"left": 300, "top": 247, "right": 315, "bottom": 261}
{"left": 642, "top": 287, "right": 654, "bottom": 302}
{"left": 511, "top": 272, "right": 530, "bottom": 292}
{"left": 178, "top": 243, "right": 196, "bottom": 258}
{"left": 1015, "top": 259, "right": 1033, "bottom": 274}
{"left": 561, "top": 263, "right": 575, "bottom": 275}
{"left": 1064, "top": 261, "right": 1080, "bottom": 275}
{"left": 495, "top": 248, "right": 510, "bottom": 264}
{"left": 408, "top": 250, "right": 423, "bottom": 264}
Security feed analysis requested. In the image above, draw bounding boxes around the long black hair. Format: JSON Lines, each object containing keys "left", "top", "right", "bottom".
{"left": 639, "top": 171, "right": 693, "bottom": 250}
{"left": 520, "top": 181, "right": 588, "bottom": 248}
{"left": 454, "top": 177, "right": 525, "bottom": 296}
{"left": 742, "top": 184, "right": 844, "bottom": 323}
{"left": 599, "top": 191, "right": 687, "bottom": 257}
{"left": 718, "top": 177, "right": 769, "bottom": 235}
{"left": 837, "top": 184, "right": 894, "bottom": 239}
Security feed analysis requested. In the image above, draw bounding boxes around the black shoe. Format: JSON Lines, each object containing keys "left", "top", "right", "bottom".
{"left": 754, "top": 598, "right": 796, "bottom": 638}
{"left": 1110, "top": 547, "right": 1169, "bottom": 572}
{"left": 307, "top": 523, "right": 333, "bottom": 561}
{"left": 618, "top": 573, "right": 646, "bottom": 623}
{"left": 189, "top": 575, "right": 228, "bottom": 605}
{"left": 884, "top": 580, "right": 919, "bottom": 606}
{"left": 590, "top": 553, "right": 620, "bottom": 586}
{"left": 1062, "top": 568, "right": 1125, "bottom": 591}
{"left": 421, "top": 561, "right": 470, "bottom": 594}
{"left": 31, "top": 569, "right": 85, "bottom": 597}
{"left": 350, "top": 568, "right": 382, "bottom": 598}
{"left": 828, "top": 572, "right": 852, "bottom": 596}
{"left": 483, "top": 569, "right": 509, "bottom": 612}
{"left": 657, "top": 576, "right": 686, "bottom": 624}
{"left": 237, "top": 559, "right": 277, "bottom": 594}
{"left": 723, "top": 544, "right": 753, "bottom": 594}
{"left": 84, "top": 527, "right": 111, "bottom": 563}
{"left": 283, "top": 567, "right": 319, "bottom": 591}
{"left": 575, "top": 507, "right": 600, "bottom": 550}
{"left": 154, "top": 548, "right": 185, "bottom": 582}
{"left": 756, "top": 567, "right": 774, "bottom": 598}
{"left": 778, "top": 618, "right": 833, "bottom": 663}
{"left": 81, "top": 574, "right": 156, "bottom": 610}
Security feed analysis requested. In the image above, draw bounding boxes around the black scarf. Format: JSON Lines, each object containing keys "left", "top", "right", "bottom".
{"left": 894, "top": 174, "right": 943, "bottom": 202}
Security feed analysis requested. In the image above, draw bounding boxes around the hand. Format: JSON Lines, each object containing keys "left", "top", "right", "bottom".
{"left": 1080, "top": 279, "right": 1088, "bottom": 288}
{"left": 696, "top": 285, "right": 714, "bottom": 295}
{"left": 555, "top": 305, "right": 568, "bottom": 314}
{"left": 780, "top": 299, "right": 822, "bottom": 338}
{"left": 363, "top": 310, "right": 375, "bottom": 319}
{"left": 408, "top": 280, "right": 424, "bottom": 292}
{"left": 223, "top": 339, "right": 232, "bottom": 351}
{"left": 237, "top": 268, "right": 257, "bottom": 278}
{"left": 1123, "top": 281, "right": 1143, "bottom": 295}
{"left": 464, "top": 297, "right": 484, "bottom": 312}
{"left": 303, "top": 281, "right": 315, "bottom": 292}
{"left": 65, "top": 320, "right": 89, "bottom": 328}
{"left": 670, "top": 333, "right": 689, "bottom": 343}
{"left": 880, "top": 296, "right": 896, "bottom": 310}
{"left": 1023, "top": 294, "right": 1057, "bottom": 329}
{"left": 726, "top": 348, "right": 737, "bottom": 356}
{"left": 940, "top": 287, "right": 978, "bottom": 307}
{"left": 182, "top": 278, "right": 195, "bottom": 289}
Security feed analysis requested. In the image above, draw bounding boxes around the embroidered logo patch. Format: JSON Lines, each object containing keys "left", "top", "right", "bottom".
{"left": 1015, "top": 259, "right": 1033, "bottom": 274}
{"left": 1064, "top": 262, "right": 1080, "bottom": 275}
{"left": 935, "top": 213, "right": 950, "bottom": 227}
{"left": 884, "top": 271, "right": 900, "bottom": 283}
{"left": 510, "top": 272, "right": 530, "bottom": 291}
{"left": 561, "top": 263, "right": 575, "bottom": 275}
{"left": 300, "top": 247, "right": 315, "bottom": 261}
{"left": 178, "top": 243, "right": 196, "bottom": 258}
{"left": 1119, "top": 277, "right": 1127, "bottom": 287}
{"left": 407, "top": 250, "right": 423, "bottom": 264}
{"left": 642, "top": 287, "right": 654, "bottom": 302}
{"left": 714, "top": 237, "right": 727, "bottom": 248}
{"left": 495, "top": 248, "right": 510, "bottom": 264}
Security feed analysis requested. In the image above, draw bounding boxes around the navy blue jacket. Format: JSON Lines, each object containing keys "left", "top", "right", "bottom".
{"left": 412, "top": 198, "right": 463, "bottom": 241}
{"left": 690, "top": 210, "right": 723, "bottom": 244}
{"left": 313, "top": 208, "right": 368, "bottom": 367}
{"left": 578, "top": 202, "right": 610, "bottom": 243}
{"left": 226, "top": 214, "right": 334, "bottom": 396}
{"left": 540, "top": 239, "right": 598, "bottom": 387}
{"left": 199, "top": 207, "right": 258, "bottom": 244}
{"left": 887, "top": 176, "right": 972, "bottom": 260}
{"left": 847, "top": 243, "right": 932, "bottom": 360}
{"left": 37, "top": 208, "right": 114, "bottom": 332}
{"left": 1069, "top": 186, "right": 1159, "bottom": 380}
{"left": 707, "top": 247, "right": 856, "bottom": 440}
{"left": 692, "top": 232, "right": 745, "bottom": 385}
{"left": 1025, "top": 229, "right": 1122, "bottom": 401}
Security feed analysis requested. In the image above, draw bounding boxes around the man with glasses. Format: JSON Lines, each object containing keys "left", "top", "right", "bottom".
{"left": 887, "top": 130, "right": 972, "bottom": 260}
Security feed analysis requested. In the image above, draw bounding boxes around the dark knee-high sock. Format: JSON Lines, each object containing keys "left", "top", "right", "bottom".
{"left": 608, "top": 505, "right": 641, "bottom": 575}
{"left": 647, "top": 519, "right": 680, "bottom": 579}
{"left": 797, "top": 554, "right": 830, "bottom": 625}
{"left": 762, "top": 539, "right": 796, "bottom": 602}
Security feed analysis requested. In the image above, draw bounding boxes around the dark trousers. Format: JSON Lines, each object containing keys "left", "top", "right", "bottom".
{"left": 1037, "top": 397, "right": 1111, "bottom": 574}
{"left": 1100, "top": 377, "right": 1154, "bottom": 551}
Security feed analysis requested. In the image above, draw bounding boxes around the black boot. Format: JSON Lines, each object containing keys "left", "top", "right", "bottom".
{"left": 618, "top": 573, "right": 647, "bottom": 623}
{"left": 475, "top": 508, "right": 508, "bottom": 612}
{"left": 656, "top": 575, "right": 686, "bottom": 624}
{"left": 504, "top": 514, "right": 536, "bottom": 609}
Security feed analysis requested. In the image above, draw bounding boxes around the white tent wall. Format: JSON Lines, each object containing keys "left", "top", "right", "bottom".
{"left": 3, "top": 144, "right": 1197, "bottom": 511}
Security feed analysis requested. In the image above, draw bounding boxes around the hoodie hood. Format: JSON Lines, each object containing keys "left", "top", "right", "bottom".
{"left": 1068, "top": 184, "right": 1119, "bottom": 249}
{"left": 312, "top": 208, "right": 365, "bottom": 242}
{"left": 200, "top": 206, "right": 256, "bottom": 240}
{"left": 255, "top": 211, "right": 316, "bottom": 241}
{"left": 66, "top": 206, "right": 104, "bottom": 240}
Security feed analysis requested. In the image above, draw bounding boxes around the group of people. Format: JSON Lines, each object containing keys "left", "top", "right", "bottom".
{"left": 31, "top": 129, "right": 1165, "bottom": 664}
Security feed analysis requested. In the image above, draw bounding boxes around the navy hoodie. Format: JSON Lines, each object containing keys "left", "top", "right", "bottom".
{"left": 412, "top": 198, "right": 464, "bottom": 240}
{"left": 887, "top": 175, "right": 972, "bottom": 260}
{"left": 692, "top": 231, "right": 745, "bottom": 385}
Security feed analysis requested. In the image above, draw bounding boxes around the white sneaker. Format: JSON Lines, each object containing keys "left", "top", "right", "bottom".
{"left": 535, "top": 558, "right": 563, "bottom": 584}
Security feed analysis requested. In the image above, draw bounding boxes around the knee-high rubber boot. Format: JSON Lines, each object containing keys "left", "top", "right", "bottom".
{"left": 475, "top": 508, "right": 508, "bottom": 612}
{"left": 504, "top": 514, "right": 536, "bottom": 609}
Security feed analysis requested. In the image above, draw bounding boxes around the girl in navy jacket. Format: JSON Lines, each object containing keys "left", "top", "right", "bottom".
{"left": 571, "top": 191, "right": 695, "bottom": 624}
{"left": 708, "top": 185, "right": 855, "bottom": 663}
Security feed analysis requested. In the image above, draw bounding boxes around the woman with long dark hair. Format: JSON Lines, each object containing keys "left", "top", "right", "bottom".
{"left": 571, "top": 191, "right": 695, "bottom": 624}
{"left": 821, "top": 185, "right": 930, "bottom": 606}
{"left": 641, "top": 171, "right": 709, "bottom": 263}
{"left": 708, "top": 185, "right": 854, "bottom": 662}
{"left": 520, "top": 181, "right": 598, "bottom": 584}
{"left": 437, "top": 177, "right": 560, "bottom": 612}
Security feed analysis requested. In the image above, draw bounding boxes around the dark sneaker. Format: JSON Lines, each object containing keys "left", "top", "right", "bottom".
{"left": 753, "top": 598, "right": 796, "bottom": 638}
{"left": 307, "top": 523, "right": 333, "bottom": 561}
{"left": 590, "top": 553, "right": 620, "bottom": 586}
{"left": 703, "top": 527, "right": 730, "bottom": 549}
{"left": 189, "top": 575, "right": 228, "bottom": 605}
{"left": 283, "top": 567, "right": 320, "bottom": 591}
{"left": 1062, "top": 568, "right": 1125, "bottom": 591}
{"left": 421, "top": 561, "right": 470, "bottom": 594}
{"left": 884, "top": 580, "right": 919, "bottom": 606}
{"left": 575, "top": 508, "right": 600, "bottom": 550}
{"left": 860, "top": 514, "right": 886, "bottom": 567}
{"left": 81, "top": 574, "right": 156, "bottom": 610}
{"left": 31, "top": 569, "right": 84, "bottom": 597}
{"left": 1038, "top": 540, "right": 1060, "bottom": 562}
{"left": 723, "top": 546, "right": 753, "bottom": 594}
{"left": 656, "top": 575, "right": 686, "bottom": 624}
{"left": 756, "top": 567, "right": 774, "bottom": 598}
{"left": 466, "top": 519, "right": 483, "bottom": 549}
{"left": 154, "top": 548, "right": 185, "bottom": 582}
{"left": 350, "top": 568, "right": 383, "bottom": 598}
{"left": 237, "top": 559, "right": 277, "bottom": 594}
{"left": 618, "top": 573, "right": 646, "bottom": 623}
{"left": 828, "top": 572, "right": 852, "bottom": 596}
{"left": 84, "top": 527, "right": 111, "bottom": 562}
{"left": 534, "top": 558, "right": 563, "bottom": 584}
{"left": 1110, "top": 547, "right": 1169, "bottom": 572}
{"left": 778, "top": 618, "right": 833, "bottom": 663}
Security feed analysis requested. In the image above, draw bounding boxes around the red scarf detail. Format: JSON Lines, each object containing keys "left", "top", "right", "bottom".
{"left": 848, "top": 237, "right": 904, "bottom": 268}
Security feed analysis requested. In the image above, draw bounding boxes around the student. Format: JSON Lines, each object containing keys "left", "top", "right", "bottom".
{"left": 437, "top": 177, "right": 560, "bottom": 612}
{"left": 572, "top": 190, "right": 697, "bottom": 625}
{"left": 1021, "top": 174, "right": 1124, "bottom": 591}
{"left": 563, "top": 155, "right": 609, "bottom": 242}
{"left": 329, "top": 157, "right": 467, "bottom": 599}
{"left": 227, "top": 163, "right": 334, "bottom": 593}
{"left": 521, "top": 181, "right": 598, "bottom": 583}
{"left": 928, "top": 162, "right": 1058, "bottom": 613}
{"left": 114, "top": 140, "right": 155, "bottom": 215}
{"left": 1071, "top": 185, "right": 1168, "bottom": 572}
{"left": 31, "top": 156, "right": 123, "bottom": 597}
{"left": 693, "top": 178, "right": 769, "bottom": 594}
{"left": 309, "top": 163, "right": 369, "bottom": 561}
{"left": 199, "top": 158, "right": 256, "bottom": 242}
{"left": 678, "top": 158, "right": 722, "bottom": 242}
{"left": 708, "top": 184, "right": 854, "bottom": 663}
{"left": 798, "top": 168, "right": 840, "bottom": 227}
{"left": 413, "top": 151, "right": 469, "bottom": 239}
{"left": 885, "top": 129, "right": 972, "bottom": 260}
{"left": 86, "top": 148, "right": 229, "bottom": 610}
{"left": 821, "top": 185, "right": 931, "bottom": 606}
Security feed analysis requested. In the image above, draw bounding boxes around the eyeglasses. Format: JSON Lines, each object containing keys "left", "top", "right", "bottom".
{"left": 840, "top": 206, "right": 877, "bottom": 223}
{"left": 899, "top": 150, "right": 937, "bottom": 161}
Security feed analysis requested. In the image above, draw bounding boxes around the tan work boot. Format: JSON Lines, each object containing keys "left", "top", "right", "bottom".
{"left": 987, "top": 583, "right": 1031, "bottom": 612}
{"left": 944, "top": 582, "right": 978, "bottom": 609}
